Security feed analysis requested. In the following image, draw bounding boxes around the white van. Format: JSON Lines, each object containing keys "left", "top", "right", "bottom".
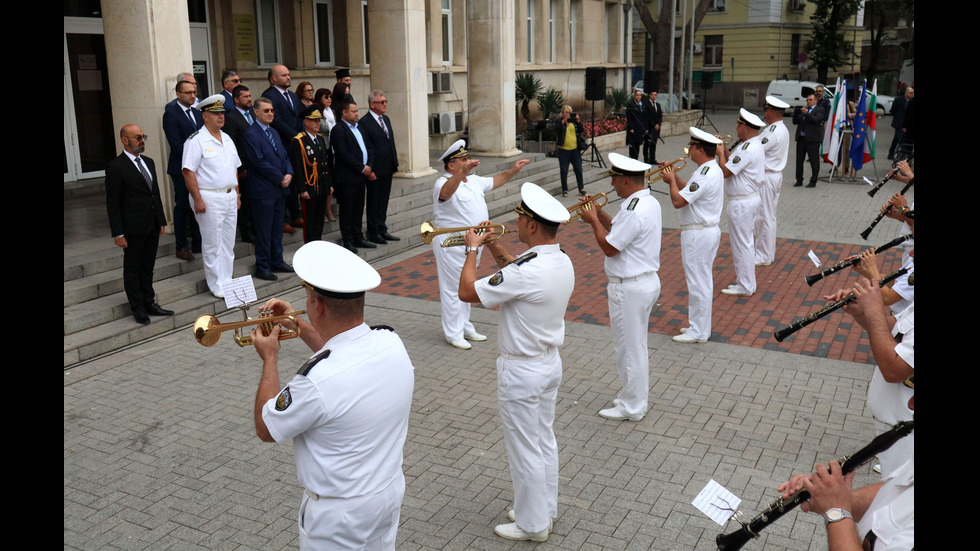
{"left": 766, "top": 80, "right": 830, "bottom": 112}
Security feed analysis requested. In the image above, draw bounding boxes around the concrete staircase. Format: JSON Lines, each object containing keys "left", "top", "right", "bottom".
{"left": 64, "top": 151, "right": 616, "bottom": 367}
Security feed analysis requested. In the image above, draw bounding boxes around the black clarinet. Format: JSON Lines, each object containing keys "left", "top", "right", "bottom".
{"left": 804, "top": 234, "right": 912, "bottom": 287}
{"left": 867, "top": 153, "right": 913, "bottom": 198}
{"left": 716, "top": 420, "right": 914, "bottom": 551}
{"left": 774, "top": 268, "right": 908, "bottom": 342}
{"left": 859, "top": 178, "right": 915, "bottom": 240}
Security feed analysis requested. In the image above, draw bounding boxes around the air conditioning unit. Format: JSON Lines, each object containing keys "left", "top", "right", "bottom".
{"left": 429, "top": 71, "right": 452, "bottom": 94}
{"left": 693, "top": 42, "right": 703, "bottom": 54}
{"left": 789, "top": 0, "right": 806, "bottom": 12}
{"left": 430, "top": 111, "right": 459, "bottom": 134}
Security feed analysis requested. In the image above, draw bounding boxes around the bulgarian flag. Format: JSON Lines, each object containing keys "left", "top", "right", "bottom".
{"left": 865, "top": 80, "right": 878, "bottom": 159}
{"left": 823, "top": 77, "right": 847, "bottom": 166}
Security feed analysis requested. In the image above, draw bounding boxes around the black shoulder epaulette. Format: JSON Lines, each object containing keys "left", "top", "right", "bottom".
{"left": 298, "top": 349, "right": 331, "bottom": 376}
{"left": 740, "top": 141, "right": 751, "bottom": 150}
{"left": 699, "top": 165, "right": 710, "bottom": 175}
{"left": 769, "top": 124, "right": 777, "bottom": 132}
{"left": 371, "top": 324, "right": 395, "bottom": 332}
{"left": 187, "top": 130, "right": 200, "bottom": 139}
{"left": 627, "top": 198, "right": 639, "bottom": 210}
{"left": 514, "top": 251, "right": 538, "bottom": 265}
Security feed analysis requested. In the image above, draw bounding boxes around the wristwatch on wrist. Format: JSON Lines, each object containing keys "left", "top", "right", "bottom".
{"left": 464, "top": 246, "right": 478, "bottom": 255}
{"left": 823, "top": 508, "right": 853, "bottom": 526}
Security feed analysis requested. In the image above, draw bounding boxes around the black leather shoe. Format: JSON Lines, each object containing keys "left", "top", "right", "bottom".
{"left": 272, "top": 264, "right": 294, "bottom": 273}
{"left": 793, "top": 181, "right": 803, "bottom": 187}
{"left": 255, "top": 270, "right": 278, "bottom": 281}
{"left": 191, "top": 243, "right": 202, "bottom": 254}
{"left": 806, "top": 182, "right": 816, "bottom": 188}
{"left": 342, "top": 242, "right": 358, "bottom": 254}
{"left": 379, "top": 231, "right": 401, "bottom": 242}
{"left": 367, "top": 234, "right": 387, "bottom": 245}
{"left": 146, "top": 303, "right": 174, "bottom": 316}
{"left": 133, "top": 307, "right": 150, "bottom": 325}
{"left": 353, "top": 240, "right": 377, "bottom": 249}
{"left": 241, "top": 233, "right": 255, "bottom": 243}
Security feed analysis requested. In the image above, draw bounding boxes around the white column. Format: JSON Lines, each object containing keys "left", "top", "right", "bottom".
{"left": 467, "top": 0, "right": 521, "bottom": 157}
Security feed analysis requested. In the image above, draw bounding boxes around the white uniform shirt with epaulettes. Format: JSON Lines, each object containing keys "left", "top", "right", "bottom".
{"left": 432, "top": 173, "right": 493, "bottom": 228}
{"left": 723, "top": 135, "right": 766, "bottom": 197}
{"left": 760, "top": 120, "right": 790, "bottom": 173}
{"left": 677, "top": 159, "right": 724, "bottom": 227}
{"left": 261, "top": 323, "right": 415, "bottom": 498}
{"left": 181, "top": 129, "right": 241, "bottom": 189}
{"left": 474, "top": 244, "right": 574, "bottom": 357}
{"left": 603, "top": 189, "right": 662, "bottom": 279}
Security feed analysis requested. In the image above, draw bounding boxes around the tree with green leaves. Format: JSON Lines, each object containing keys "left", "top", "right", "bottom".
{"left": 515, "top": 73, "right": 544, "bottom": 127}
{"left": 632, "top": 0, "right": 715, "bottom": 93}
{"left": 536, "top": 87, "right": 566, "bottom": 121}
{"left": 809, "top": 0, "right": 862, "bottom": 83}
{"left": 864, "top": 0, "right": 914, "bottom": 81}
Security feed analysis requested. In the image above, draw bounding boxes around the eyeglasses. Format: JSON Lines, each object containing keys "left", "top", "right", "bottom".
{"left": 372, "top": 100, "right": 388, "bottom": 104}
{"left": 259, "top": 108, "right": 274, "bottom": 113}
{"left": 127, "top": 134, "right": 149, "bottom": 142}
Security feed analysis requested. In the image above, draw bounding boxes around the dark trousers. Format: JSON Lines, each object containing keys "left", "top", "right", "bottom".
{"left": 628, "top": 142, "right": 641, "bottom": 160}
{"left": 795, "top": 140, "right": 821, "bottom": 185}
{"left": 301, "top": 195, "right": 327, "bottom": 243}
{"left": 557, "top": 148, "right": 584, "bottom": 193}
{"left": 336, "top": 179, "right": 366, "bottom": 244}
{"left": 366, "top": 173, "right": 392, "bottom": 236}
{"left": 123, "top": 230, "right": 160, "bottom": 309}
{"left": 237, "top": 173, "right": 252, "bottom": 239}
{"left": 170, "top": 173, "right": 201, "bottom": 250}
{"left": 285, "top": 185, "right": 302, "bottom": 222}
{"left": 643, "top": 135, "right": 658, "bottom": 164}
{"left": 252, "top": 193, "right": 286, "bottom": 271}
{"left": 888, "top": 128, "right": 905, "bottom": 158}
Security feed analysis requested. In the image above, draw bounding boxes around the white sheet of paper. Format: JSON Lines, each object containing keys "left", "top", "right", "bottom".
{"left": 807, "top": 250, "right": 822, "bottom": 267}
{"left": 222, "top": 276, "right": 257, "bottom": 308}
{"left": 692, "top": 479, "right": 742, "bottom": 526}
{"left": 863, "top": 176, "right": 875, "bottom": 186}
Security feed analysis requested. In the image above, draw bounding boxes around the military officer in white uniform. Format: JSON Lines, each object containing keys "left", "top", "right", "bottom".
{"left": 754, "top": 96, "right": 791, "bottom": 266}
{"left": 458, "top": 183, "right": 574, "bottom": 542}
{"left": 578, "top": 153, "right": 662, "bottom": 421}
{"left": 182, "top": 94, "right": 242, "bottom": 298}
{"left": 251, "top": 241, "right": 415, "bottom": 550}
{"left": 431, "top": 140, "right": 529, "bottom": 350}
{"left": 661, "top": 128, "right": 724, "bottom": 344}
{"left": 718, "top": 108, "right": 767, "bottom": 297}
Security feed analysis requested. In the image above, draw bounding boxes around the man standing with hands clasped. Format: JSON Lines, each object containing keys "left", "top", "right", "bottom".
{"left": 577, "top": 153, "right": 662, "bottom": 421}
{"left": 458, "top": 183, "right": 574, "bottom": 543}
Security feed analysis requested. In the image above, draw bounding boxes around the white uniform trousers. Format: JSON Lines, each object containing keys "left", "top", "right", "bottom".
{"left": 190, "top": 190, "right": 238, "bottom": 296}
{"left": 496, "top": 350, "right": 561, "bottom": 534}
{"left": 681, "top": 226, "right": 720, "bottom": 341}
{"left": 725, "top": 195, "right": 760, "bottom": 294}
{"left": 433, "top": 241, "right": 480, "bottom": 341}
{"left": 298, "top": 471, "right": 405, "bottom": 551}
{"left": 607, "top": 272, "right": 660, "bottom": 418}
{"left": 754, "top": 172, "right": 782, "bottom": 265}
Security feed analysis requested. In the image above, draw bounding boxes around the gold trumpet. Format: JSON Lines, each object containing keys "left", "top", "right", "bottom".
{"left": 645, "top": 158, "right": 687, "bottom": 184}
{"left": 194, "top": 306, "right": 306, "bottom": 347}
{"left": 722, "top": 134, "right": 734, "bottom": 145}
{"left": 419, "top": 221, "right": 512, "bottom": 247}
{"left": 565, "top": 192, "right": 609, "bottom": 223}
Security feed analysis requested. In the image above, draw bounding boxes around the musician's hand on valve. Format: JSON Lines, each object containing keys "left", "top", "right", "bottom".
{"left": 884, "top": 194, "right": 909, "bottom": 221}
{"left": 801, "top": 461, "right": 855, "bottom": 516}
{"left": 251, "top": 324, "right": 282, "bottom": 362}
{"left": 577, "top": 196, "right": 599, "bottom": 224}
{"left": 260, "top": 298, "right": 298, "bottom": 331}
{"left": 822, "top": 288, "right": 853, "bottom": 303}
{"left": 894, "top": 160, "right": 914, "bottom": 182}
{"left": 777, "top": 473, "right": 811, "bottom": 502}
{"left": 843, "top": 277, "right": 885, "bottom": 328}
{"left": 463, "top": 221, "right": 493, "bottom": 248}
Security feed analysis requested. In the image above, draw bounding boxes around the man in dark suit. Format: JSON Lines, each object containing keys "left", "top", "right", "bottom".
{"left": 359, "top": 90, "right": 401, "bottom": 244}
{"left": 223, "top": 85, "right": 256, "bottom": 243}
{"left": 219, "top": 70, "right": 240, "bottom": 112}
{"left": 643, "top": 90, "right": 662, "bottom": 165}
{"left": 625, "top": 89, "right": 648, "bottom": 160}
{"left": 261, "top": 64, "right": 304, "bottom": 230}
{"left": 105, "top": 124, "right": 173, "bottom": 325}
{"left": 163, "top": 78, "right": 203, "bottom": 260}
{"left": 792, "top": 93, "right": 826, "bottom": 188}
{"left": 330, "top": 99, "right": 376, "bottom": 253}
{"left": 289, "top": 106, "right": 334, "bottom": 243}
{"left": 244, "top": 97, "right": 294, "bottom": 281}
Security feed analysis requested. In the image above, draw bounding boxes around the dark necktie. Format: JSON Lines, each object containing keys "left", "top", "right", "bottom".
{"left": 135, "top": 157, "right": 152, "bottom": 190}
{"left": 186, "top": 108, "right": 195, "bottom": 126}
{"left": 380, "top": 116, "right": 389, "bottom": 138}
{"left": 244, "top": 110, "right": 253, "bottom": 125}
{"left": 264, "top": 128, "right": 278, "bottom": 152}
